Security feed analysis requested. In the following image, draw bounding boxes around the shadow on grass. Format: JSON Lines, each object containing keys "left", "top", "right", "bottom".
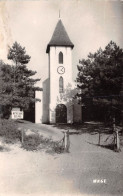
{"left": 52, "top": 123, "right": 113, "bottom": 135}
{"left": 16, "top": 120, "right": 34, "bottom": 124}
{"left": 86, "top": 141, "right": 115, "bottom": 151}
{"left": 16, "top": 120, "right": 25, "bottom": 123}
{"left": 0, "top": 145, "right": 11, "bottom": 152}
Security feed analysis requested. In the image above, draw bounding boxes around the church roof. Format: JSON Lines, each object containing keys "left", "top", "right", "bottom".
{"left": 46, "top": 19, "right": 74, "bottom": 53}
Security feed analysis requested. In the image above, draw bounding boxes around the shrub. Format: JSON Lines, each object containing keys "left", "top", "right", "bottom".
{"left": 0, "top": 119, "right": 21, "bottom": 143}
{"left": 52, "top": 141, "right": 65, "bottom": 153}
{"left": 22, "top": 134, "right": 42, "bottom": 151}
{"left": 21, "top": 132, "right": 65, "bottom": 153}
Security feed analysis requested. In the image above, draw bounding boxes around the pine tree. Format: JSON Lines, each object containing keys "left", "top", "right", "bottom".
{"left": 76, "top": 41, "right": 123, "bottom": 123}
{"left": 0, "top": 42, "right": 42, "bottom": 117}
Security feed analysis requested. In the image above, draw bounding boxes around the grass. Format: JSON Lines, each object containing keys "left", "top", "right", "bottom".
{"left": 0, "top": 119, "right": 65, "bottom": 153}
{"left": 0, "top": 119, "right": 122, "bottom": 153}
{"left": 0, "top": 119, "right": 21, "bottom": 143}
{"left": 21, "top": 131, "right": 65, "bottom": 153}
{"left": 53, "top": 122, "right": 123, "bottom": 152}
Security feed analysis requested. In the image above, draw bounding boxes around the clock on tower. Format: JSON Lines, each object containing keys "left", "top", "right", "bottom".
{"left": 57, "top": 66, "right": 65, "bottom": 74}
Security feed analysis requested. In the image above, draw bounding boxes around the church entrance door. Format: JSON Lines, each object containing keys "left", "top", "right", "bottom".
{"left": 56, "top": 104, "right": 67, "bottom": 123}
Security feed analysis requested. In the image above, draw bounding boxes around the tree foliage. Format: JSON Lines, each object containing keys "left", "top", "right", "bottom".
{"left": 76, "top": 41, "right": 123, "bottom": 122}
{"left": 57, "top": 83, "right": 78, "bottom": 106}
{"left": 0, "top": 42, "right": 42, "bottom": 115}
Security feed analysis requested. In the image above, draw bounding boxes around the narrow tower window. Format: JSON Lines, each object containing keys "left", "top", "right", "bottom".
{"left": 59, "top": 76, "right": 64, "bottom": 93}
{"left": 59, "top": 52, "right": 63, "bottom": 64}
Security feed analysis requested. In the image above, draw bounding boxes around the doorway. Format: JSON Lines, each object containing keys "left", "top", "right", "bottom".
{"left": 56, "top": 104, "right": 67, "bottom": 123}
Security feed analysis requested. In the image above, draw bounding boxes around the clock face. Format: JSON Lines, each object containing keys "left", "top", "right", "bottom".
{"left": 57, "top": 66, "right": 65, "bottom": 74}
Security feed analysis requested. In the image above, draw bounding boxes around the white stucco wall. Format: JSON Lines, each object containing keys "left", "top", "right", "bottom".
{"left": 67, "top": 104, "right": 74, "bottom": 124}
{"left": 35, "top": 46, "right": 82, "bottom": 124}
{"left": 35, "top": 90, "right": 43, "bottom": 123}
{"left": 42, "top": 78, "right": 50, "bottom": 123}
{"left": 73, "top": 104, "right": 82, "bottom": 123}
{"left": 49, "top": 46, "right": 73, "bottom": 123}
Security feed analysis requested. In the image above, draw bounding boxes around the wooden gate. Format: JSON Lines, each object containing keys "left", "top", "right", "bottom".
{"left": 56, "top": 104, "right": 67, "bottom": 123}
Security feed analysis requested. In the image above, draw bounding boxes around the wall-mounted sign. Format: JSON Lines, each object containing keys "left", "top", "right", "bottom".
{"left": 12, "top": 111, "right": 23, "bottom": 119}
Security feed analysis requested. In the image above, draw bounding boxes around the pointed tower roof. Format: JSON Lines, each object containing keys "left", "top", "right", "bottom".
{"left": 46, "top": 19, "right": 74, "bottom": 53}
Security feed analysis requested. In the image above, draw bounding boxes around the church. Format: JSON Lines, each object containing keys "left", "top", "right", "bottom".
{"left": 35, "top": 19, "right": 82, "bottom": 124}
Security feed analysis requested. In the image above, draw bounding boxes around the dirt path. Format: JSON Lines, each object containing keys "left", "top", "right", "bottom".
{"left": 0, "top": 123, "right": 123, "bottom": 196}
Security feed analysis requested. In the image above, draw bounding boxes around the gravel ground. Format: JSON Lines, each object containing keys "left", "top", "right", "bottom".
{"left": 0, "top": 122, "right": 123, "bottom": 196}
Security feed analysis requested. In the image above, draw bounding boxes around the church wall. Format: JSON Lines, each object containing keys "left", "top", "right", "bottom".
{"left": 35, "top": 90, "right": 43, "bottom": 123}
{"left": 73, "top": 104, "right": 82, "bottom": 123}
{"left": 67, "top": 104, "right": 73, "bottom": 124}
{"left": 49, "top": 46, "right": 73, "bottom": 123}
{"left": 42, "top": 78, "right": 50, "bottom": 123}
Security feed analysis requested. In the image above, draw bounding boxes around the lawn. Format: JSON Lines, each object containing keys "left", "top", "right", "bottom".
{"left": 0, "top": 119, "right": 122, "bottom": 153}
{"left": 0, "top": 120, "right": 123, "bottom": 196}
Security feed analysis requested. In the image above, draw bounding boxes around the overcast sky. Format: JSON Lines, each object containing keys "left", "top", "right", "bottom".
{"left": 0, "top": 0, "right": 123, "bottom": 84}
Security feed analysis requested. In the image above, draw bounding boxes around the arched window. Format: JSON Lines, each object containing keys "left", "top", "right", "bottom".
{"left": 59, "top": 52, "right": 63, "bottom": 64}
{"left": 59, "top": 76, "right": 64, "bottom": 93}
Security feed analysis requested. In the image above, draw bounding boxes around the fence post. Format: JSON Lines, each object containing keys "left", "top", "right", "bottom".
{"left": 116, "top": 129, "right": 120, "bottom": 152}
{"left": 98, "top": 131, "right": 101, "bottom": 146}
{"left": 113, "top": 117, "right": 116, "bottom": 150}
{"left": 64, "top": 130, "right": 70, "bottom": 152}
{"left": 113, "top": 117, "right": 121, "bottom": 152}
{"left": 113, "top": 117, "right": 116, "bottom": 132}
{"left": 21, "top": 129, "right": 24, "bottom": 144}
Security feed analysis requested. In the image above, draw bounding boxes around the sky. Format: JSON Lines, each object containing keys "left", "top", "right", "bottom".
{"left": 0, "top": 0, "right": 123, "bottom": 85}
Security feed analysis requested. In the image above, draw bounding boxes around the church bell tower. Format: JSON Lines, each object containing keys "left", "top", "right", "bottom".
{"left": 46, "top": 19, "right": 74, "bottom": 123}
